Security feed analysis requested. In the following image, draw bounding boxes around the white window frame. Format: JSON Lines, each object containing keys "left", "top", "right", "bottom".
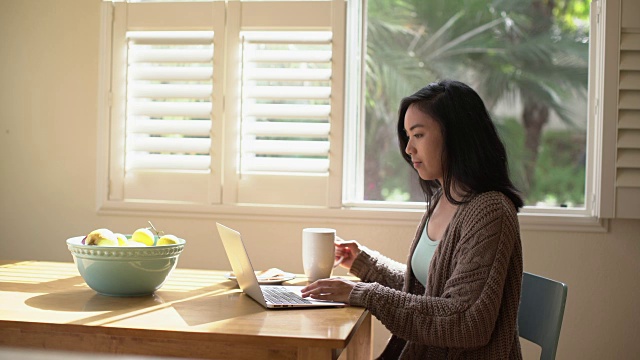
{"left": 340, "top": 0, "right": 610, "bottom": 231}
{"left": 96, "top": 0, "right": 616, "bottom": 232}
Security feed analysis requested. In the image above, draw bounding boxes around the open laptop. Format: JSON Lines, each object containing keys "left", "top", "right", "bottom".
{"left": 216, "top": 222, "right": 346, "bottom": 309}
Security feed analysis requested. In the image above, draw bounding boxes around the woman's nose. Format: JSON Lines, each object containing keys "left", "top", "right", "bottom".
{"left": 405, "top": 140, "right": 414, "bottom": 155}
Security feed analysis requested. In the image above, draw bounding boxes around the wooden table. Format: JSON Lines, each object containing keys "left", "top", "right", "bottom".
{"left": 0, "top": 261, "right": 372, "bottom": 360}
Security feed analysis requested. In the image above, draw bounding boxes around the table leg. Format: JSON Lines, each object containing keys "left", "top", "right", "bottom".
{"left": 339, "top": 312, "right": 372, "bottom": 360}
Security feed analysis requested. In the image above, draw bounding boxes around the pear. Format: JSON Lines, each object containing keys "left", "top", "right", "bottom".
{"left": 156, "top": 234, "right": 179, "bottom": 246}
{"left": 131, "top": 228, "right": 155, "bottom": 246}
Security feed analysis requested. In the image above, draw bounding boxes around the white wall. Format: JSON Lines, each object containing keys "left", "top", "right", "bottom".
{"left": 1, "top": 1, "right": 639, "bottom": 359}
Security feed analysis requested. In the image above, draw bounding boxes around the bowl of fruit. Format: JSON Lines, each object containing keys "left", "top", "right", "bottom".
{"left": 67, "top": 222, "right": 186, "bottom": 297}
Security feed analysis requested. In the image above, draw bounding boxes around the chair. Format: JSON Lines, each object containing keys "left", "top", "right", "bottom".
{"left": 518, "top": 272, "right": 568, "bottom": 360}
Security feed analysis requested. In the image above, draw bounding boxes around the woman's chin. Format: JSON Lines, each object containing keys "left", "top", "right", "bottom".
{"left": 417, "top": 172, "right": 441, "bottom": 182}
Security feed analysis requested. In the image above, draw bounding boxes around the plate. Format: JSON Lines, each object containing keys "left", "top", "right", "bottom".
{"left": 224, "top": 271, "right": 296, "bottom": 285}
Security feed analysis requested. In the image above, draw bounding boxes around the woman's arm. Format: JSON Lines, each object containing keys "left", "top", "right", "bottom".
{"left": 348, "top": 245, "right": 407, "bottom": 290}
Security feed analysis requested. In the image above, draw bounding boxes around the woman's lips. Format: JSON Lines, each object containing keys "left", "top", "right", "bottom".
{"left": 412, "top": 161, "right": 421, "bottom": 168}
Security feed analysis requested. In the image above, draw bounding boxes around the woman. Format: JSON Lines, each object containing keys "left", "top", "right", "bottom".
{"left": 301, "top": 80, "right": 524, "bottom": 359}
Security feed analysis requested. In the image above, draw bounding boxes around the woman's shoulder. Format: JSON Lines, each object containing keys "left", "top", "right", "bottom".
{"left": 460, "top": 191, "right": 518, "bottom": 221}
{"left": 451, "top": 192, "right": 521, "bottom": 244}
{"left": 465, "top": 191, "right": 514, "bottom": 207}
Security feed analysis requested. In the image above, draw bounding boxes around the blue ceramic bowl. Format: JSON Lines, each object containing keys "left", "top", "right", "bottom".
{"left": 66, "top": 236, "right": 186, "bottom": 297}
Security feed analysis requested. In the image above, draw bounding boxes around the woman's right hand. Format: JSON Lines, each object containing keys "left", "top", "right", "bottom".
{"left": 334, "top": 237, "right": 362, "bottom": 270}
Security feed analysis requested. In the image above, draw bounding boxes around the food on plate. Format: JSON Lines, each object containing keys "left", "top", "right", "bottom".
{"left": 131, "top": 228, "right": 155, "bottom": 246}
{"left": 257, "top": 268, "right": 287, "bottom": 279}
{"left": 83, "top": 228, "right": 118, "bottom": 246}
{"left": 229, "top": 268, "right": 289, "bottom": 281}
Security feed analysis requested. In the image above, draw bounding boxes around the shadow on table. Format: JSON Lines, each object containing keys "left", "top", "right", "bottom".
{"left": 23, "top": 283, "right": 263, "bottom": 328}
{"left": 4, "top": 261, "right": 265, "bottom": 328}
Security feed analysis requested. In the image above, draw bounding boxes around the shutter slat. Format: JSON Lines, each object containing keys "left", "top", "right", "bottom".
{"left": 620, "top": 51, "right": 640, "bottom": 71}
{"left": 130, "top": 101, "right": 212, "bottom": 117}
{"left": 620, "top": 33, "right": 640, "bottom": 51}
{"left": 130, "top": 84, "right": 212, "bottom": 99}
{"left": 127, "top": 153, "right": 211, "bottom": 171}
{"left": 619, "top": 110, "right": 640, "bottom": 130}
{"left": 244, "top": 104, "right": 330, "bottom": 118}
{"left": 241, "top": 157, "right": 329, "bottom": 173}
{"left": 617, "top": 149, "right": 640, "bottom": 168}
{"left": 619, "top": 71, "right": 640, "bottom": 89}
{"left": 243, "top": 86, "right": 331, "bottom": 99}
{"left": 128, "top": 31, "right": 214, "bottom": 44}
{"left": 130, "top": 48, "right": 213, "bottom": 63}
{"left": 129, "top": 66, "right": 213, "bottom": 81}
{"left": 129, "top": 136, "right": 211, "bottom": 153}
{"left": 244, "top": 140, "right": 329, "bottom": 156}
{"left": 618, "top": 129, "right": 640, "bottom": 148}
{"left": 245, "top": 50, "right": 332, "bottom": 63}
{"left": 243, "top": 31, "right": 331, "bottom": 44}
{"left": 617, "top": 168, "right": 640, "bottom": 187}
{"left": 619, "top": 90, "right": 640, "bottom": 110}
{"left": 244, "top": 68, "right": 332, "bottom": 81}
{"left": 129, "top": 119, "right": 211, "bottom": 136}
{"left": 243, "top": 122, "right": 330, "bottom": 137}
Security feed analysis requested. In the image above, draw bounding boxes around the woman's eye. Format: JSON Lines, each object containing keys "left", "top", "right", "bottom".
{"left": 414, "top": 134, "right": 423, "bottom": 139}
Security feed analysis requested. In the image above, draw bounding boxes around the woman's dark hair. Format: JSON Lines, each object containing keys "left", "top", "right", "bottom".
{"left": 397, "top": 79, "right": 524, "bottom": 211}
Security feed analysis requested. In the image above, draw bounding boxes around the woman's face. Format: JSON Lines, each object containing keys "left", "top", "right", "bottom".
{"left": 403, "top": 104, "right": 444, "bottom": 182}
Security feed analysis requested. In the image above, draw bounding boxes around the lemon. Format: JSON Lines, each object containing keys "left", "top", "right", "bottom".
{"left": 156, "top": 234, "right": 179, "bottom": 246}
{"left": 131, "top": 228, "right": 155, "bottom": 246}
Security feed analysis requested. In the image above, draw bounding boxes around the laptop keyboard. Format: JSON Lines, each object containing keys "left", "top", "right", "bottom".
{"left": 262, "top": 286, "right": 313, "bottom": 305}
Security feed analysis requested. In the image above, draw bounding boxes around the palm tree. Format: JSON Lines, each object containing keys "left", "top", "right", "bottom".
{"left": 470, "top": 0, "right": 589, "bottom": 194}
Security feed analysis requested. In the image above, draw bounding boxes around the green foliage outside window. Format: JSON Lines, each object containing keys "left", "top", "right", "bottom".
{"left": 364, "top": 0, "right": 591, "bottom": 208}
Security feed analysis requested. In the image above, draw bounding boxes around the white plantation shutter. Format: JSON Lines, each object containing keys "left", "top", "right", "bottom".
{"left": 126, "top": 31, "right": 213, "bottom": 172}
{"left": 106, "top": 0, "right": 344, "bottom": 207}
{"left": 108, "top": 1, "right": 225, "bottom": 204}
{"left": 227, "top": 0, "right": 346, "bottom": 206}
{"left": 615, "top": 1, "right": 640, "bottom": 219}
{"left": 240, "top": 31, "right": 333, "bottom": 174}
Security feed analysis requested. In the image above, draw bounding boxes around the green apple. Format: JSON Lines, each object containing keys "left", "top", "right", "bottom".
{"left": 131, "top": 228, "right": 155, "bottom": 246}
{"left": 156, "top": 234, "right": 179, "bottom": 246}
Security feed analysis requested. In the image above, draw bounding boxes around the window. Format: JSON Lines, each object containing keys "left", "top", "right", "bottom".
{"left": 344, "top": 0, "right": 597, "bottom": 215}
{"left": 99, "top": 0, "right": 630, "bottom": 224}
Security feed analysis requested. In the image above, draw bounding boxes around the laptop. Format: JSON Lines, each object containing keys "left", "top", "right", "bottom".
{"left": 216, "top": 222, "right": 346, "bottom": 309}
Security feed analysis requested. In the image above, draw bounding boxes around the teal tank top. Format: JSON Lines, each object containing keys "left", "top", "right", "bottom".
{"left": 411, "top": 220, "right": 440, "bottom": 287}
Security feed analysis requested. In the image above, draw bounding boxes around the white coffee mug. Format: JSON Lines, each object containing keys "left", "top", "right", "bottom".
{"left": 302, "top": 228, "right": 343, "bottom": 283}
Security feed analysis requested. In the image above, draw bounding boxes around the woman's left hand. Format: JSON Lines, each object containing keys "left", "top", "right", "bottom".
{"left": 300, "top": 278, "right": 357, "bottom": 303}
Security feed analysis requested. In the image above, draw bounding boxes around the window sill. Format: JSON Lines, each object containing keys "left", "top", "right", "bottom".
{"left": 97, "top": 200, "right": 609, "bottom": 233}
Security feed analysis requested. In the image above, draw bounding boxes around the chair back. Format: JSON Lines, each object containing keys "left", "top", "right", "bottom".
{"left": 518, "top": 272, "right": 568, "bottom": 360}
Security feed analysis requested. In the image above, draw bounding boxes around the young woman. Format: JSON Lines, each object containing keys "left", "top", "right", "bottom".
{"left": 301, "top": 80, "right": 524, "bottom": 359}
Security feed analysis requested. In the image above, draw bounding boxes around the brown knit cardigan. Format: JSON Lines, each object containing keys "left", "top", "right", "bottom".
{"left": 349, "top": 191, "right": 523, "bottom": 359}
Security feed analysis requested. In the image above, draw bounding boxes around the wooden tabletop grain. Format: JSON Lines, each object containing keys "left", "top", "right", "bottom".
{"left": 0, "top": 260, "right": 372, "bottom": 360}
